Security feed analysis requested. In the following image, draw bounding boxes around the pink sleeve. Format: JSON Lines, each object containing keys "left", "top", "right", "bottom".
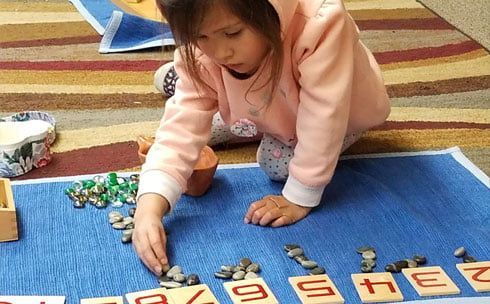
{"left": 283, "top": 4, "right": 358, "bottom": 207}
{"left": 138, "top": 50, "right": 219, "bottom": 210}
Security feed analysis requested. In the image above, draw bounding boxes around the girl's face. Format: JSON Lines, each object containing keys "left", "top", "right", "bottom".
{"left": 196, "top": 4, "right": 270, "bottom": 76}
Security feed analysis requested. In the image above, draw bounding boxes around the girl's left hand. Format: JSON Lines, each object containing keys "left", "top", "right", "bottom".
{"left": 243, "top": 195, "right": 311, "bottom": 227}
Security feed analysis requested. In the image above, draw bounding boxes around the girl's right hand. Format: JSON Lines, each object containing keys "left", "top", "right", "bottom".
{"left": 133, "top": 193, "right": 171, "bottom": 276}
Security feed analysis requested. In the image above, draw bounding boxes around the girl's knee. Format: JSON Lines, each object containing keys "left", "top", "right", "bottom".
{"left": 257, "top": 135, "right": 293, "bottom": 181}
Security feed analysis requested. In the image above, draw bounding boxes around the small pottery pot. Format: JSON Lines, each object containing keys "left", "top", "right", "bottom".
{"left": 137, "top": 136, "right": 218, "bottom": 196}
{"left": 0, "top": 111, "right": 56, "bottom": 177}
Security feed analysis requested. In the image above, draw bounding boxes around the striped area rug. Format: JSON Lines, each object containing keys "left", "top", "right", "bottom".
{"left": 1, "top": 0, "right": 489, "bottom": 180}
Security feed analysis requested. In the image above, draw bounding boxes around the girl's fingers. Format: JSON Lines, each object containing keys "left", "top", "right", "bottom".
{"left": 250, "top": 202, "right": 275, "bottom": 225}
{"left": 243, "top": 200, "right": 267, "bottom": 224}
{"left": 258, "top": 206, "right": 283, "bottom": 226}
{"left": 270, "top": 213, "right": 296, "bottom": 227}
{"left": 133, "top": 231, "right": 161, "bottom": 275}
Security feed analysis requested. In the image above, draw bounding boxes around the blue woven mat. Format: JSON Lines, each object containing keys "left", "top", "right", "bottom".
{"left": 0, "top": 147, "right": 488, "bottom": 303}
{"left": 68, "top": 0, "right": 174, "bottom": 53}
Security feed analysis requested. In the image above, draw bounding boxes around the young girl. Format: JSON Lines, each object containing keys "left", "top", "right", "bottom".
{"left": 133, "top": 0, "right": 390, "bottom": 275}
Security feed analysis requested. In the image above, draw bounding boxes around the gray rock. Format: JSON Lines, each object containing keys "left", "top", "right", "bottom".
{"left": 239, "top": 258, "right": 252, "bottom": 268}
{"left": 173, "top": 273, "right": 186, "bottom": 283}
{"left": 246, "top": 263, "right": 260, "bottom": 273}
{"left": 362, "top": 250, "right": 376, "bottom": 260}
{"left": 214, "top": 271, "right": 233, "bottom": 279}
{"left": 232, "top": 270, "right": 246, "bottom": 281}
{"left": 287, "top": 247, "right": 304, "bottom": 258}
{"left": 454, "top": 247, "right": 466, "bottom": 258}
{"left": 301, "top": 260, "right": 318, "bottom": 269}
{"left": 244, "top": 272, "right": 259, "bottom": 280}
{"left": 309, "top": 266, "right": 326, "bottom": 275}
{"left": 159, "top": 281, "right": 182, "bottom": 289}
{"left": 166, "top": 265, "right": 182, "bottom": 279}
{"left": 187, "top": 274, "right": 200, "bottom": 286}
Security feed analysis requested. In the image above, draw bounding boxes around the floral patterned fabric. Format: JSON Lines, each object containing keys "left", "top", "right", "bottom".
{"left": 0, "top": 111, "right": 56, "bottom": 177}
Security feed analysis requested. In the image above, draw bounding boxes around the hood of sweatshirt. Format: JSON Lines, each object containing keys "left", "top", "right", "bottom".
{"left": 268, "top": 0, "right": 299, "bottom": 38}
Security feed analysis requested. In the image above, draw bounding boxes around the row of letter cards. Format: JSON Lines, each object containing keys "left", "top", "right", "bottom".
{"left": 1, "top": 261, "right": 488, "bottom": 304}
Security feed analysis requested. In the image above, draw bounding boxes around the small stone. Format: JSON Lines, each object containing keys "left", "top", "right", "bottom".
{"left": 287, "top": 247, "right": 304, "bottom": 258}
{"left": 309, "top": 266, "right": 326, "bottom": 275}
{"left": 463, "top": 256, "right": 477, "bottom": 263}
{"left": 232, "top": 266, "right": 246, "bottom": 273}
{"left": 293, "top": 254, "right": 309, "bottom": 264}
{"left": 362, "top": 250, "right": 376, "bottom": 260}
{"left": 122, "top": 229, "right": 133, "bottom": 238}
{"left": 109, "top": 215, "right": 123, "bottom": 224}
{"left": 122, "top": 216, "right": 134, "bottom": 226}
{"left": 166, "top": 265, "right": 182, "bottom": 279}
{"left": 361, "top": 259, "right": 376, "bottom": 268}
{"left": 121, "top": 234, "right": 132, "bottom": 243}
{"left": 284, "top": 244, "right": 300, "bottom": 252}
{"left": 173, "top": 273, "right": 186, "bottom": 283}
{"left": 187, "top": 274, "right": 200, "bottom": 286}
{"left": 159, "top": 281, "right": 182, "bottom": 289}
{"left": 245, "top": 263, "right": 260, "bottom": 273}
{"left": 109, "top": 211, "right": 123, "bottom": 218}
{"left": 301, "top": 260, "right": 318, "bottom": 269}
{"left": 214, "top": 271, "right": 233, "bottom": 279}
{"left": 394, "top": 260, "right": 409, "bottom": 269}
{"left": 158, "top": 275, "right": 171, "bottom": 283}
{"left": 454, "top": 247, "right": 466, "bottom": 258}
{"left": 232, "top": 270, "right": 246, "bottom": 281}
{"left": 112, "top": 222, "right": 126, "bottom": 230}
{"left": 405, "top": 259, "right": 418, "bottom": 268}
{"left": 385, "top": 263, "right": 400, "bottom": 273}
{"left": 73, "top": 201, "right": 85, "bottom": 208}
{"left": 361, "top": 265, "right": 373, "bottom": 273}
{"left": 128, "top": 207, "right": 136, "bottom": 217}
{"left": 356, "top": 246, "right": 375, "bottom": 254}
{"left": 413, "top": 255, "right": 427, "bottom": 265}
{"left": 239, "top": 258, "right": 252, "bottom": 268}
{"left": 244, "top": 272, "right": 259, "bottom": 280}
{"left": 221, "top": 265, "right": 234, "bottom": 272}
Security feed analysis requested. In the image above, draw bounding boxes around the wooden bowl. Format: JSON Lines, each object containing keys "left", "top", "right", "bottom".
{"left": 137, "top": 136, "right": 218, "bottom": 196}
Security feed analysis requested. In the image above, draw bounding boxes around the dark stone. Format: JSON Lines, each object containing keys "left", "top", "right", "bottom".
{"left": 356, "top": 246, "right": 376, "bottom": 254}
{"left": 214, "top": 271, "right": 233, "bottom": 279}
{"left": 413, "top": 255, "right": 427, "bottom": 265}
{"left": 284, "top": 244, "right": 301, "bottom": 252}
{"left": 187, "top": 274, "right": 200, "bottom": 286}
{"left": 309, "top": 266, "right": 326, "bottom": 275}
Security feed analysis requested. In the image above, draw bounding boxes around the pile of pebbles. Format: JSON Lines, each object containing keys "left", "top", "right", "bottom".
{"left": 454, "top": 247, "right": 477, "bottom": 263}
{"left": 384, "top": 255, "right": 425, "bottom": 273}
{"left": 357, "top": 245, "right": 427, "bottom": 273}
{"left": 214, "top": 258, "right": 261, "bottom": 281}
{"left": 158, "top": 265, "right": 201, "bottom": 289}
{"left": 64, "top": 173, "right": 139, "bottom": 209}
{"left": 108, "top": 208, "right": 136, "bottom": 243}
{"left": 284, "top": 244, "right": 326, "bottom": 276}
{"left": 356, "top": 246, "right": 377, "bottom": 273}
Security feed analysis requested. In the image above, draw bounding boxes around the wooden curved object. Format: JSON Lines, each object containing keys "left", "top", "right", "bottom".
{"left": 137, "top": 136, "right": 218, "bottom": 196}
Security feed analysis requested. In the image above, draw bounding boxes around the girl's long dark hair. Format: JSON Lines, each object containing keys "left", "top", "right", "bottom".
{"left": 158, "top": 0, "right": 283, "bottom": 105}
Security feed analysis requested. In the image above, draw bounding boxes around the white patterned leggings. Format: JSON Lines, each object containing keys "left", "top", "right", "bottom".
{"left": 208, "top": 113, "right": 361, "bottom": 182}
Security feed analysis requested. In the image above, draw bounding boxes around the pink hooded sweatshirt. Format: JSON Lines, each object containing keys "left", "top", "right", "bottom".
{"left": 138, "top": 0, "right": 390, "bottom": 211}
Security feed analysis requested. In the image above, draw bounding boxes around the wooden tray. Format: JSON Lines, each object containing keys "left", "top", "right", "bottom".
{"left": 0, "top": 178, "right": 18, "bottom": 242}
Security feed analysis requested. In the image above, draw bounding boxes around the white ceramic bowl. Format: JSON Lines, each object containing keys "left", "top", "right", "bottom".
{"left": 0, "top": 111, "right": 56, "bottom": 177}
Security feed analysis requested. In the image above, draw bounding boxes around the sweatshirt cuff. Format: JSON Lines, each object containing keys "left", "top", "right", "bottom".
{"left": 136, "top": 170, "right": 183, "bottom": 212}
{"left": 282, "top": 174, "right": 325, "bottom": 208}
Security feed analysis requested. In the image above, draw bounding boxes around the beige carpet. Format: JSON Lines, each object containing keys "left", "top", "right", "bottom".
{"left": 418, "top": 0, "right": 490, "bottom": 50}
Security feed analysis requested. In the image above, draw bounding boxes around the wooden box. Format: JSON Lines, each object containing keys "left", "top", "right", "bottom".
{"left": 0, "top": 178, "right": 18, "bottom": 242}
